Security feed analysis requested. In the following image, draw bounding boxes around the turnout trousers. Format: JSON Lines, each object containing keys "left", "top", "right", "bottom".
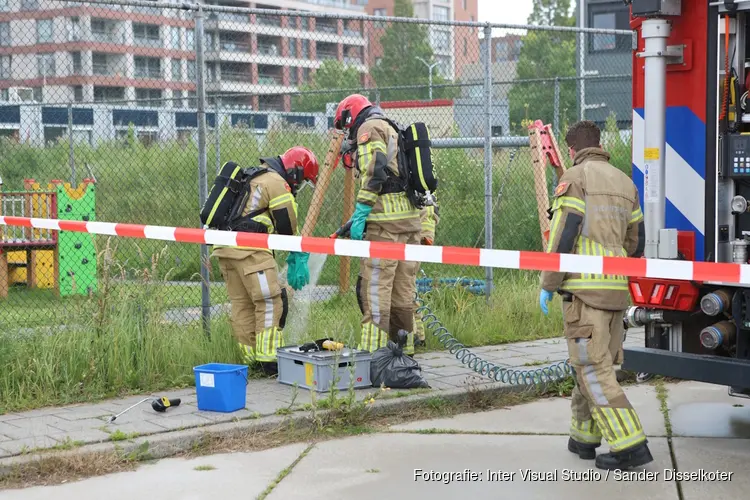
{"left": 564, "top": 295, "right": 647, "bottom": 452}
{"left": 218, "top": 257, "right": 288, "bottom": 368}
{"left": 356, "top": 226, "right": 421, "bottom": 355}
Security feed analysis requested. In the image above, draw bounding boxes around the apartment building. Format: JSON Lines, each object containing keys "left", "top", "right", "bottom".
{"left": 364, "top": 0, "right": 478, "bottom": 83}
{"left": 480, "top": 34, "right": 523, "bottom": 64}
{"left": 0, "top": 0, "right": 368, "bottom": 112}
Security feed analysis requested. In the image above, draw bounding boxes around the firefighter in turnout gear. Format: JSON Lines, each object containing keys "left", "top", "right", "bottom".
{"left": 212, "top": 147, "right": 319, "bottom": 375}
{"left": 334, "top": 94, "right": 422, "bottom": 356}
{"left": 414, "top": 201, "right": 440, "bottom": 348}
{"left": 538, "top": 121, "right": 652, "bottom": 471}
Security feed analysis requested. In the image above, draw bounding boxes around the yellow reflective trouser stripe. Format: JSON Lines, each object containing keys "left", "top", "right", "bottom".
{"left": 591, "top": 407, "right": 646, "bottom": 451}
{"left": 403, "top": 331, "right": 414, "bottom": 355}
{"left": 570, "top": 416, "right": 602, "bottom": 444}
{"left": 421, "top": 220, "right": 435, "bottom": 231}
{"left": 357, "top": 324, "right": 388, "bottom": 352}
{"left": 630, "top": 206, "right": 644, "bottom": 224}
{"left": 255, "top": 326, "right": 283, "bottom": 362}
{"left": 551, "top": 196, "right": 586, "bottom": 215}
{"left": 269, "top": 193, "right": 294, "bottom": 210}
{"left": 239, "top": 343, "right": 255, "bottom": 363}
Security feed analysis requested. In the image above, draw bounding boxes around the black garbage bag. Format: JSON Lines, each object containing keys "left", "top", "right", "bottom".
{"left": 370, "top": 332, "right": 430, "bottom": 389}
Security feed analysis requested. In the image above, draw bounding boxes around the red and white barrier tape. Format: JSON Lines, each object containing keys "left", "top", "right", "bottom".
{"left": 1, "top": 216, "right": 749, "bottom": 285}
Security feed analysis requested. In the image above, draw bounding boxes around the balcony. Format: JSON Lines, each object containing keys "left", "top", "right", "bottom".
{"left": 135, "top": 69, "right": 162, "bottom": 79}
{"left": 133, "top": 36, "right": 162, "bottom": 48}
{"left": 344, "top": 56, "right": 362, "bottom": 65}
{"left": 218, "top": 40, "right": 250, "bottom": 53}
{"left": 256, "top": 15, "right": 282, "bottom": 27}
{"left": 258, "top": 74, "right": 283, "bottom": 86}
{"left": 306, "top": 0, "right": 364, "bottom": 12}
{"left": 92, "top": 31, "right": 126, "bottom": 45}
{"left": 317, "top": 51, "right": 338, "bottom": 61}
{"left": 208, "top": 12, "right": 250, "bottom": 24}
{"left": 221, "top": 71, "right": 252, "bottom": 82}
{"left": 258, "top": 44, "right": 279, "bottom": 57}
{"left": 343, "top": 29, "right": 361, "bottom": 37}
{"left": 317, "top": 22, "right": 338, "bottom": 34}
{"left": 92, "top": 63, "right": 116, "bottom": 76}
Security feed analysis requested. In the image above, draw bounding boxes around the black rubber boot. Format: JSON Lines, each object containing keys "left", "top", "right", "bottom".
{"left": 595, "top": 441, "right": 654, "bottom": 471}
{"left": 258, "top": 361, "right": 278, "bottom": 377}
{"left": 568, "top": 437, "right": 599, "bottom": 460}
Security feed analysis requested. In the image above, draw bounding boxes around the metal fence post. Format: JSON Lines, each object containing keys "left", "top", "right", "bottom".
{"left": 67, "top": 103, "right": 76, "bottom": 187}
{"left": 483, "top": 24, "right": 493, "bottom": 300}
{"left": 214, "top": 96, "right": 221, "bottom": 174}
{"left": 195, "top": 6, "right": 211, "bottom": 338}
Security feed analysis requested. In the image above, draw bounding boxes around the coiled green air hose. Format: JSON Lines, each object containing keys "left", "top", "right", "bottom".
{"left": 414, "top": 290, "right": 575, "bottom": 386}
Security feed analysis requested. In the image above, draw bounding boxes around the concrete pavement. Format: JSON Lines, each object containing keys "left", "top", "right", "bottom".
{"left": 2, "top": 380, "right": 748, "bottom": 500}
{"left": 1, "top": 331, "right": 641, "bottom": 459}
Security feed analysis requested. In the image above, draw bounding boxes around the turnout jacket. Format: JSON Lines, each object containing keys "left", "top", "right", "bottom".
{"left": 211, "top": 157, "right": 299, "bottom": 274}
{"left": 540, "top": 148, "right": 645, "bottom": 311}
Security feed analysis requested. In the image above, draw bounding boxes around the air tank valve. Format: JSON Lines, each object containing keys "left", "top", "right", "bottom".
{"left": 700, "top": 321, "right": 737, "bottom": 350}
{"left": 731, "top": 195, "right": 750, "bottom": 215}
{"left": 700, "top": 289, "right": 733, "bottom": 316}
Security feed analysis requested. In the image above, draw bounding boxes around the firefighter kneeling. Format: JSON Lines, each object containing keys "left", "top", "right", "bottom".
{"left": 202, "top": 147, "right": 319, "bottom": 375}
{"left": 334, "top": 94, "right": 423, "bottom": 356}
{"left": 539, "top": 120, "right": 652, "bottom": 471}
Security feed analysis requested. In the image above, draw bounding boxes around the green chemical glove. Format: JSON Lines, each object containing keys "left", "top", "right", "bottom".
{"left": 286, "top": 252, "right": 310, "bottom": 291}
{"left": 348, "top": 202, "right": 373, "bottom": 241}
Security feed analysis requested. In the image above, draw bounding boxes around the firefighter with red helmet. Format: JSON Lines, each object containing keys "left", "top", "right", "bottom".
{"left": 212, "top": 147, "right": 319, "bottom": 375}
{"left": 334, "top": 94, "right": 422, "bottom": 355}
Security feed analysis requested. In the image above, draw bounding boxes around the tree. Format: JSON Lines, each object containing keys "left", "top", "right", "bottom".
{"left": 507, "top": 0, "right": 577, "bottom": 134}
{"left": 370, "top": 0, "right": 458, "bottom": 101}
{"left": 293, "top": 60, "right": 363, "bottom": 113}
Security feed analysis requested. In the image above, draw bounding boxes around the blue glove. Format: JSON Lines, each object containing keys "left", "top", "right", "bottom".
{"left": 348, "top": 202, "right": 373, "bottom": 241}
{"left": 539, "top": 289, "right": 554, "bottom": 316}
{"left": 286, "top": 252, "right": 310, "bottom": 291}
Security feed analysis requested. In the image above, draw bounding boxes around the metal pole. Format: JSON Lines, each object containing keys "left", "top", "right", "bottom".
{"left": 195, "top": 7, "right": 211, "bottom": 338}
{"left": 214, "top": 96, "right": 221, "bottom": 174}
{"left": 428, "top": 67, "right": 433, "bottom": 101}
{"left": 640, "top": 19, "right": 670, "bottom": 259}
{"left": 68, "top": 103, "right": 76, "bottom": 187}
{"left": 578, "top": 1, "right": 586, "bottom": 121}
{"left": 483, "top": 24, "right": 493, "bottom": 300}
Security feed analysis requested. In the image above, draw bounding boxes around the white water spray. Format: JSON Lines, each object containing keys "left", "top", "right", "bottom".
{"left": 282, "top": 252, "right": 329, "bottom": 345}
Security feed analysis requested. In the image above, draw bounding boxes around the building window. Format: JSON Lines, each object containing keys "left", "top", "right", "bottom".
{"left": 37, "top": 19, "right": 53, "bottom": 44}
{"left": 134, "top": 56, "right": 161, "bottom": 79}
{"left": 432, "top": 30, "right": 449, "bottom": 51}
{"left": 0, "top": 55, "right": 11, "bottom": 79}
{"left": 355, "top": 0, "right": 367, "bottom": 4}
{"left": 436, "top": 55, "right": 450, "bottom": 78}
{"left": 171, "top": 26, "right": 181, "bottom": 49}
{"left": 289, "top": 40, "right": 297, "bottom": 58}
{"left": 186, "top": 28, "right": 195, "bottom": 50}
{"left": 590, "top": 8, "right": 630, "bottom": 52}
{"left": 0, "top": 22, "right": 9, "bottom": 47}
{"left": 136, "top": 88, "right": 162, "bottom": 107}
{"left": 433, "top": 6, "right": 449, "bottom": 22}
{"left": 73, "top": 85, "right": 83, "bottom": 102}
{"left": 0, "top": 0, "right": 8, "bottom": 12}
{"left": 463, "top": 0, "right": 467, "bottom": 9}
{"left": 302, "top": 39, "right": 309, "bottom": 57}
{"left": 37, "top": 53, "right": 55, "bottom": 78}
{"left": 71, "top": 51, "right": 81, "bottom": 74}
{"left": 133, "top": 23, "right": 160, "bottom": 47}
{"left": 93, "top": 86, "right": 125, "bottom": 103}
{"left": 171, "top": 58, "right": 181, "bottom": 81}
{"left": 187, "top": 60, "right": 196, "bottom": 80}
{"left": 373, "top": 8, "right": 386, "bottom": 28}
{"left": 20, "top": 0, "right": 38, "bottom": 11}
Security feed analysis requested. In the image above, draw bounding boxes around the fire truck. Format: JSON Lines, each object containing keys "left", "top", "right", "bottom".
{"left": 620, "top": 0, "right": 750, "bottom": 397}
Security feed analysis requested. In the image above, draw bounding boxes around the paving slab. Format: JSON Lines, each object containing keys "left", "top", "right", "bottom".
{"left": 672, "top": 437, "right": 750, "bottom": 500}
{"left": 0, "top": 443, "right": 310, "bottom": 500}
{"left": 666, "top": 381, "right": 750, "bottom": 438}
{"left": 268, "top": 433, "right": 677, "bottom": 500}
{"left": 390, "top": 384, "right": 667, "bottom": 437}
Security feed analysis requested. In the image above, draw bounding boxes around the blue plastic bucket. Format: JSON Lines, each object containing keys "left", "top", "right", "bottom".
{"left": 193, "top": 363, "right": 248, "bottom": 412}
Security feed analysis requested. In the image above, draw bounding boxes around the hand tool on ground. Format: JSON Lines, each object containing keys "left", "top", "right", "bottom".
{"left": 151, "top": 396, "right": 181, "bottom": 413}
{"left": 107, "top": 397, "right": 151, "bottom": 423}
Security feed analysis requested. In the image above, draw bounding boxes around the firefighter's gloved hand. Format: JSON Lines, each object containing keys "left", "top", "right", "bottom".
{"left": 539, "top": 289, "right": 554, "bottom": 316}
{"left": 421, "top": 237, "right": 433, "bottom": 245}
{"left": 286, "top": 252, "right": 310, "bottom": 291}
{"left": 348, "top": 203, "right": 373, "bottom": 240}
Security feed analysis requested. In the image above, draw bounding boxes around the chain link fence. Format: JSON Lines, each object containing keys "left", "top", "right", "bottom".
{"left": 0, "top": 0, "right": 634, "bottom": 346}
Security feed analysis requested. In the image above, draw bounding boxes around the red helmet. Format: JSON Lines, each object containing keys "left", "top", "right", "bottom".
{"left": 280, "top": 146, "right": 319, "bottom": 189}
{"left": 334, "top": 94, "right": 372, "bottom": 130}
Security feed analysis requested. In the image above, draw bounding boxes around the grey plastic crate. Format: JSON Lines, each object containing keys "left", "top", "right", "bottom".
{"left": 276, "top": 345, "right": 373, "bottom": 392}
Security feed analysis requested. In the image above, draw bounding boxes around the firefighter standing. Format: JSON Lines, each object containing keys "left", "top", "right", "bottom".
{"left": 212, "top": 147, "right": 319, "bottom": 375}
{"left": 538, "top": 121, "right": 651, "bottom": 471}
{"left": 334, "top": 94, "right": 422, "bottom": 356}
